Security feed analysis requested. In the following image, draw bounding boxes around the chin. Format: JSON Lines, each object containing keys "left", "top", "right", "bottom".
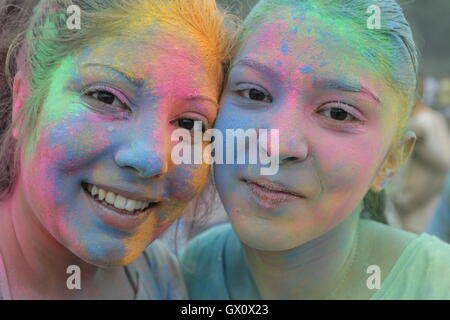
{"left": 63, "top": 235, "right": 139, "bottom": 268}
{"left": 230, "top": 217, "right": 314, "bottom": 252}
{"left": 238, "top": 233, "right": 292, "bottom": 251}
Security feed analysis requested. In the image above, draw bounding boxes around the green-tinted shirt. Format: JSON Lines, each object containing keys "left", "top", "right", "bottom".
{"left": 182, "top": 224, "right": 450, "bottom": 299}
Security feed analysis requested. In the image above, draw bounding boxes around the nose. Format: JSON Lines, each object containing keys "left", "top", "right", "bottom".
{"left": 270, "top": 112, "right": 309, "bottom": 165}
{"left": 114, "top": 129, "right": 169, "bottom": 178}
{"left": 278, "top": 138, "right": 309, "bottom": 164}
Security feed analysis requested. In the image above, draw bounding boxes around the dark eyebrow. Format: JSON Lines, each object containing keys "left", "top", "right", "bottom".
{"left": 80, "top": 63, "right": 145, "bottom": 88}
{"left": 313, "top": 78, "right": 381, "bottom": 104}
{"left": 230, "top": 58, "right": 281, "bottom": 82}
{"left": 186, "top": 95, "right": 219, "bottom": 109}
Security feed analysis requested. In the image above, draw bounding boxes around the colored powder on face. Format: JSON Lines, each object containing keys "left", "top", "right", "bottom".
{"left": 281, "top": 43, "right": 289, "bottom": 56}
{"left": 242, "top": 3, "right": 389, "bottom": 87}
{"left": 299, "top": 66, "right": 314, "bottom": 74}
{"left": 124, "top": 3, "right": 221, "bottom": 82}
{"left": 40, "top": 56, "right": 79, "bottom": 124}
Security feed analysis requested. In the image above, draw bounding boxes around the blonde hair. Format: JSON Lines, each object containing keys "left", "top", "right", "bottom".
{"left": 0, "top": 0, "right": 238, "bottom": 198}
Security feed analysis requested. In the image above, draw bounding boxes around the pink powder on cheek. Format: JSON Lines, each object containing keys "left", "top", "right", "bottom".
{"left": 20, "top": 106, "right": 117, "bottom": 226}
{"left": 316, "top": 128, "right": 385, "bottom": 200}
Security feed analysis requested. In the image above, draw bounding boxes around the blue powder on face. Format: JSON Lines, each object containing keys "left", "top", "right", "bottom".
{"left": 299, "top": 66, "right": 313, "bottom": 74}
{"left": 281, "top": 43, "right": 289, "bottom": 56}
{"left": 277, "top": 60, "right": 283, "bottom": 66}
{"left": 319, "top": 62, "right": 327, "bottom": 67}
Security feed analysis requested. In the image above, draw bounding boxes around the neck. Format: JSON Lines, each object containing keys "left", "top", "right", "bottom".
{"left": 0, "top": 182, "right": 108, "bottom": 299}
{"left": 243, "top": 206, "right": 361, "bottom": 299}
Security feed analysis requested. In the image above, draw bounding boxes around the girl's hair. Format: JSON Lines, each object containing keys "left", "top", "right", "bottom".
{"left": 0, "top": 0, "right": 237, "bottom": 199}
{"left": 239, "top": 0, "right": 419, "bottom": 224}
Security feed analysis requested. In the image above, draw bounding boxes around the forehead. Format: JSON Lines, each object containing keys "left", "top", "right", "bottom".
{"left": 72, "top": 27, "right": 217, "bottom": 95}
{"left": 242, "top": 12, "right": 375, "bottom": 78}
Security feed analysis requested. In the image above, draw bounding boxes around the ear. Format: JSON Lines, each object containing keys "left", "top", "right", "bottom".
{"left": 370, "top": 130, "right": 416, "bottom": 192}
{"left": 12, "top": 70, "right": 30, "bottom": 139}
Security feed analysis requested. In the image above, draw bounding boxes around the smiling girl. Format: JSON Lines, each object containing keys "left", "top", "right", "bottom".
{"left": 182, "top": 0, "right": 450, "bottom": 299}
{"left": 0, "top": 0, "right": 235, "bottom": 299}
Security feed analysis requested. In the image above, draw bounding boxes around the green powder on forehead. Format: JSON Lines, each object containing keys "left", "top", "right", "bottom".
{"left": 238, "top": 0, "right": 417, "bottom": 128}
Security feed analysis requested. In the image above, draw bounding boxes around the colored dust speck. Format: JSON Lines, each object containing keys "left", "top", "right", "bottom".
{"left": 299, "top": 66, "right": 313, "bottom": 74}
{"left": 281, "top": 43, "right": 289, "bottom": 56}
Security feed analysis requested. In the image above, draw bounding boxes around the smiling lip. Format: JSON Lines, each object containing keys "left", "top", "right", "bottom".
{"left": 242, "top": 178, "right": 304, "bottom": 209}
{"left": 82, "top": 183, "right": 159, "bottom": 233}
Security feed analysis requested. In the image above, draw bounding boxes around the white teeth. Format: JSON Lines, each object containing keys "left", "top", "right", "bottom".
{"left": 114, "top": 195, "right": 127, "bottom": 210}
{"left": 98, "top": 189, "right": 106, "bottom": 201}
{"left": 125, "top": 199, "right": 137, "bottom": 212}
{"left": 91, "top": 185, "right": 99, "bottom": 197}
{"left": 87, "top": 184, "right": 154, "bottom": 212}
{"left": 105, "top": 191, "right": 116, "bottom": 205}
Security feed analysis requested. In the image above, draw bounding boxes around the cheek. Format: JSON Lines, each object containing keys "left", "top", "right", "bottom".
{"left": 165, "top": 161, "right": 210, "bottom": 209}
{"left": 22, "top": 113, "right": 111, "bottom": 220}
{"left": 324, "top": 144, "right": 378, "bottom": 188}
{"left": 314, "top": 131, "right": 385, "bottom": 212}
{"left": 40, "top": 112, "right": 112, "bottom": 168}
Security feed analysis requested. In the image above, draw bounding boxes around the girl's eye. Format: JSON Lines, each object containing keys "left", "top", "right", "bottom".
{"left": 92, "top": 91, "right": 116, "bottom": 105}
{"left": 238, "top": 88, "right": 272, "bottom": 103}
{"left": 87, "top": 90, "right": 127, "bottom": 110}
{"left": 320, "top": 107, "right": 356, "bottom": 121}
{"left": 171, "top": 118, "right": 206, "bottom": 133}
{"left": 81, "top": 87, "right": 131, "bottom": 117}
{"left": 317, "top": 100, "right": 364, "bottom": 123}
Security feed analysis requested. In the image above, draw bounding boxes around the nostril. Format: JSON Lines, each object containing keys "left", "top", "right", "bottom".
{"left": 282, "top": 156, "right": 301, "bottom": 163}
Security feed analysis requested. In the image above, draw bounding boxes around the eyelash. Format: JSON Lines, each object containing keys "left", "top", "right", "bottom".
{"left": 171, "top": 117, "right": 209, "bottom": 134}
{"left": 81, "top": 85, "right": 132, "bottom": 118}
{"left": 233, "top": 84, "right": 365, "bottom": 123}
{"left": 317, "top": 101, "right": 366, "bottom": 123}
{"left": 234, "top": 83, "right": 273, "bottom": 103}
{"left": 81, "top": 85, "right": 211, "bottom": 134}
